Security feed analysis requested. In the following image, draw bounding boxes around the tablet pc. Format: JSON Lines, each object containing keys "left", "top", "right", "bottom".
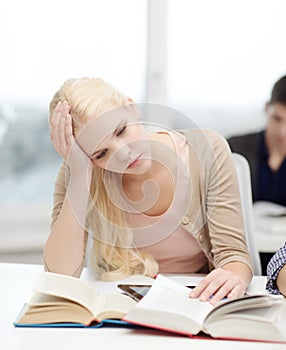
{"left": 117, "top": 284, "right": 196, "bottom": 302}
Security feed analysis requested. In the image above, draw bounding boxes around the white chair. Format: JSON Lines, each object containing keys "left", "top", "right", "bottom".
{"left": 232, "top": 153, "right": 262, "bottom": 275}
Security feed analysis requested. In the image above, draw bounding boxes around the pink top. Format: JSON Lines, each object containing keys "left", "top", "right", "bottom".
{"left": 125, "top": 131, "right": 208, "bottom": 273}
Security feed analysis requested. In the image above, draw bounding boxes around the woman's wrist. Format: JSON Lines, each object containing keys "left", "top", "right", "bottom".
{"left": 222, "top": 262, "right": 252, "bottom": 286}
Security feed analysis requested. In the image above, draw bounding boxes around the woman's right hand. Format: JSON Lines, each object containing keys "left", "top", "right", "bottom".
{"left": 50, "top": 101, "right": 92, "bottom": 179}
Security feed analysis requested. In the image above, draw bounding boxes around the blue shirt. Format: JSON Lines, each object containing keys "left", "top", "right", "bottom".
{"left": 256, "top": 132, "right": 286, "bottom": 207}
{"left": 266, "top": 243, "right": 286, "bottom": 294}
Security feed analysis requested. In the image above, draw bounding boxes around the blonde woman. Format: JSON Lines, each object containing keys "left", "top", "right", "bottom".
{"left": 44, "top": 77, "right": 253, "bottom": 305}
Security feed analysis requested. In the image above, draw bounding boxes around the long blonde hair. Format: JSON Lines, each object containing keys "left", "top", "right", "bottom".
{"left": 49, "top": 77, "right": 158, "bottom": 280}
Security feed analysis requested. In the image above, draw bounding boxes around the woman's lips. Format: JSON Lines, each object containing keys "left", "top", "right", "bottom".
{"left": 128, "top": 155, "right": 142, "bottom": 169}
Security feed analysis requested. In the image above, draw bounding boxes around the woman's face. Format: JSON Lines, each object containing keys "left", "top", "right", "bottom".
{"left": 76, "top": 105, "right": 152, "bottom": 174}
{"left": 265, "top": 102, "right": 286, "bottom": 148}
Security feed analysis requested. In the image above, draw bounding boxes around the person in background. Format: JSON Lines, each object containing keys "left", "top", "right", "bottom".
{"left": 228, "top": 75, "right": 286, "bottom": 207}
{"left": 228, "top": 75, "right": 286, "bottom": 275}
{"left": 266, "top": 242, "right": 286, "bottom": 296}
{"left": 43, "top": 77, "right": 253, "bottom": 305}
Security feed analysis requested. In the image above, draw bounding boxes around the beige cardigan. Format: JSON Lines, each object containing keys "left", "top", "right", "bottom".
{"left": 47, "top": 129, "right": 253, "bottom": 277}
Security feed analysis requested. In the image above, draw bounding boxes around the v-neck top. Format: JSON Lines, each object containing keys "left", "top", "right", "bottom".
{"left": 124, "top": 130, "right": 208, "bottom": 273}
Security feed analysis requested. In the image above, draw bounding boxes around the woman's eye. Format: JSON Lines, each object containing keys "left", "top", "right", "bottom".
{"left": 95, "top": 149, "right": 107, "bottom": 160}
{"left": 116, "top": 124, "right": 127, "bottom": 136}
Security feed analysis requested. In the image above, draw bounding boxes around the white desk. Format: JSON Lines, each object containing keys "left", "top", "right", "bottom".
{"left": 255, "top": 231, "right": 286, "bottom": 253}
{"left": 1, "top": 263, "right": 285, "bottom": 350}
{"left": 253, "top": 202, "right": 286, "bottom": 253}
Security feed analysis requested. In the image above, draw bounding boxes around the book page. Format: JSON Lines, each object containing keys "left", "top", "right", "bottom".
{"left": 205, "top": 294, "right": 284, "bottom": 323}
{"left": 204, "top": 302, "right": 286, "bottom": 342}
{"left": 16, "top": 292, "right": 94, "bottom": 325}
{"left": 93, "top": 294, "right": 137, "bottom": 320}
{"left": 130, "top": 275, "right": 213, "bottom": 327}
{"left": 33, "top": 272, "right": 97, "bottom": 313}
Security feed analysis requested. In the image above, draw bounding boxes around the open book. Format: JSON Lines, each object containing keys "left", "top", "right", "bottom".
{"left": 123, "top": 275, "right": 286, "bottom": 343}
{"left": 14, "top": 272, "right": 137, "bottom": 327}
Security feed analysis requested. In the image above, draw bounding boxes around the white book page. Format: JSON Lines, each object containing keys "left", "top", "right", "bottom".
{"left": 92, "top": 293, "right": 137, "bottom": 317}
{"left": 137, "top": 274, "right": 213, "bottom": 326}
{"left": 205, "top": 302, "right": 286, "bottom": 341}
{"left": 33, "top": 272, "right": 97, "bottom": 313}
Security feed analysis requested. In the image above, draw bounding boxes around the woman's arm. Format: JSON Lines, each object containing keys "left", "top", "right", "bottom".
{"left": 43, "top": 167, "right": 90, "bottom": 276}
{"left": 188, "top": 130, "right": 253, "bottom": 304}
{"left": 43, "top": 101, "right": 92, "bottom": 277}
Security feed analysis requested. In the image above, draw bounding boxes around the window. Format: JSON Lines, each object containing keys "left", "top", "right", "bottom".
{"left": 0, "top": 0, "right": 147, "bottom": 262}
{"left": 167, "top": 0, "right": 286, "bottom": 135}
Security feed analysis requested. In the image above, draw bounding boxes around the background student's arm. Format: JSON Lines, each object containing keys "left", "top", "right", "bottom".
{"left": 266, "top": 243, "right": 286, "bottom": 295}
{"left": 277, "top": 264, "right": 286, "bottom": 296}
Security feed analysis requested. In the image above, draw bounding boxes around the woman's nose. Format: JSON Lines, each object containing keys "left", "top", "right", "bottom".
{"left": 115, "top": 143, "right": 131, "bottom": 161}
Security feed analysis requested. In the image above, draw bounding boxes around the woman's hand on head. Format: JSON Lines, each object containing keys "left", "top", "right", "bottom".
{"left": 50, "top": 101, "right": 92, "bottom": 178}
{"left": 189, "top": 267, "right": 247, "bottom": 305}
{"left": 50, "top": 101, "right": 79, "bottom": 161}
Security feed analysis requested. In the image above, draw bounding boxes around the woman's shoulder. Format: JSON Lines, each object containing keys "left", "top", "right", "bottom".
{"left": 177, "top": 128, "right": 229, "bottom": 152}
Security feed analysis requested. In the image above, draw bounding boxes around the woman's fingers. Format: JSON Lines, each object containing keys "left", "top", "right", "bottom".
{"left": 50, "top": 101, "right": 62, "bottom": 148}
{"left": 57, "top": 106, "right": 68, "bottom": 152}
{"left": 60, "top": 101, "right": 71, "bottom": 152}
{"left": 226, "top": 284, "right": 244, "bottom": 300}
{"left": 50, "top": 101, "right": 92, "bottom": 179}
{"left": 50, "top": 101, "right": 74, "bottom": 160}
{"left": 208, "top": 278, "right": 242, "bottom": 305}
{"left": 189, "top": 268, "right": 224, "bottom": 299}
{"left": 189, "top": 268, "right": 246, "bottom": 305}
{"left": 65, "top": 114, "right": 74, "bottom": 148}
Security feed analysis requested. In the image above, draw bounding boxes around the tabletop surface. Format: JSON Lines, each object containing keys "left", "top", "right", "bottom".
{"left": 1, "top": 262, "right": 285, "bottom": 350}
{"left": 253, "top": 201, "right": 286, "bottom": 252}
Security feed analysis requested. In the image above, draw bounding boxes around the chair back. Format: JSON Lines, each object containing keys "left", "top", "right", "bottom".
{"left": 232, "top": 153, "right": 262, "bottom": 275}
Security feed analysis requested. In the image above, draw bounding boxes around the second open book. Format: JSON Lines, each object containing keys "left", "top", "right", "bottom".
{"left": 123, "top": 274, "right": 286, "bottom": 342}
